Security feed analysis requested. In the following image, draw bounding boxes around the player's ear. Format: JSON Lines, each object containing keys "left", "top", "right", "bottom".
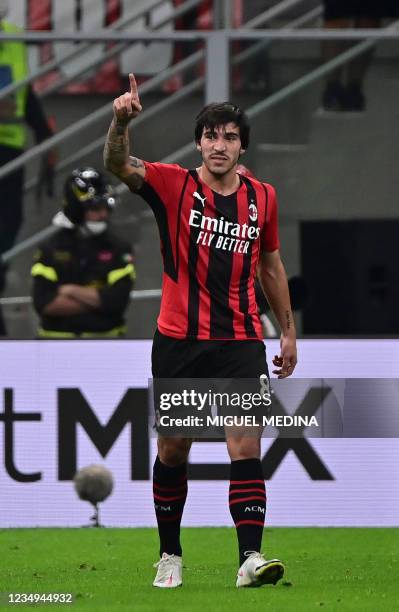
{"left": 196, "top": 142, "right": 202, "bottom": 152}
{"left": 240, "top": 147, "right": 246, "bottom": 155}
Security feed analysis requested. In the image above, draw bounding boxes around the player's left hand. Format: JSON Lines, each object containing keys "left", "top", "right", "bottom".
{"left": 272, "top": 334, "right": 297, "bottom": 378}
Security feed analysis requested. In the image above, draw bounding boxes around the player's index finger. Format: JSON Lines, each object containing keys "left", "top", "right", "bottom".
{"left": 129, "top": 73, "right": 138, "bottom": 96}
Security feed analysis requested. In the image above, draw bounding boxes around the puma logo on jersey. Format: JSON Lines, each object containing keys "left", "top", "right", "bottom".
{"left": 245, "top": 506, "right": 265, "bottom": 513}
{"left": 193, "top": 191, "right": 206, "bottom": 207}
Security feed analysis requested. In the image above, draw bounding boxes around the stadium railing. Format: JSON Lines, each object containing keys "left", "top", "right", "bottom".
{"left": 1, "top": 20, "right": 398, "bottom": 268}
{"left": 0, "top": 290, "right": 162, "bottom": 308}
{"left": 0, "top": 3, "right": 398, "bottom": 322}
{"left": 0, "top": 0, "right": 316, "bottom": 187}
{"left": 0, "top": 0, "right": 330, "bottom": 268}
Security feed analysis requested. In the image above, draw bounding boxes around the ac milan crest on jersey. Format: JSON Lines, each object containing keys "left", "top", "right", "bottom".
{"left": 249, "top": 201, "right": 258, "bottom": 222}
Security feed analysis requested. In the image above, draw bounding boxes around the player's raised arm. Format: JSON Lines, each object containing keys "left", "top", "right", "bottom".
{"left": 104, "top": 73, "right": 146, "bottom": 192}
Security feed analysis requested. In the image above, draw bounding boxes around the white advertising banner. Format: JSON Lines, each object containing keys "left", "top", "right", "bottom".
{"left": 1, "top": 340, "right": 399, "bottom": 527}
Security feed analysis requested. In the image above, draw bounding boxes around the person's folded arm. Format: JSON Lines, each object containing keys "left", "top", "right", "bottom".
{"left": 58, "top": 284, "right": 101, "bottom": 309}
{"left": 42, "top": 294, "right": 90, "bottom": 316}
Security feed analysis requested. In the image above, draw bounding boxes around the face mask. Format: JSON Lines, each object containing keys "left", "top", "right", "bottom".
{"left": 0, "top": 0, "right": 9, "bottom": 19}
{"left": 84, "top": 221, "right": 107, "bottom": 235}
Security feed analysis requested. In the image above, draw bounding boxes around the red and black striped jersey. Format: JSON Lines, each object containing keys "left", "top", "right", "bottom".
{"left": 138, "top": 162, "right": 280, "bottom": 340}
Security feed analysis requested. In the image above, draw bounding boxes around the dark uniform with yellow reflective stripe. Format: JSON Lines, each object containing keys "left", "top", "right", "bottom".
{"left": 31, "top": 166, "right": 135, "bottom": 338}
{"left": 32, "top": 228, "right": 135, "bottom": 338}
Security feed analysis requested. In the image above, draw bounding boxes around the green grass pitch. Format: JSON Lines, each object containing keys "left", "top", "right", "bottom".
{"left": 1, "top": 528, "right": 398, "bottom": 611}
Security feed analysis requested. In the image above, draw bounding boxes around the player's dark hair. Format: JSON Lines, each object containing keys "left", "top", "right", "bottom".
{"left": 194, "top": 102, "right": 250, "bottom": 149}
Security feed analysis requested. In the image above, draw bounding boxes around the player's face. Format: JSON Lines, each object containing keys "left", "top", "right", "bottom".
{"left": 197, "top": 123, "right": 245, "bottom": 176}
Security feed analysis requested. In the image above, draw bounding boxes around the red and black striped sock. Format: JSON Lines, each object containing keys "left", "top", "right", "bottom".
{"left": 229, "top": 458, "right": 266, "bottom": 566}
{"left": 153, "top": 456, "right": 188, "bottom": 557}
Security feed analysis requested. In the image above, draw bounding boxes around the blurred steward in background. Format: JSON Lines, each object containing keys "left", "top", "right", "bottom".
{"left": 31, "top": 167, "right": 135, "bottom": 338}
{"left": 0, "top": 0, "right": 56, "bottom": 335}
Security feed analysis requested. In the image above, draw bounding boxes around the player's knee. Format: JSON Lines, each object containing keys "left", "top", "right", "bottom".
{"left": 226, "top": 437, "right": 260, "bottom": 461}
{"left": 158, "top": 438, "right": 191, "bottom": 466}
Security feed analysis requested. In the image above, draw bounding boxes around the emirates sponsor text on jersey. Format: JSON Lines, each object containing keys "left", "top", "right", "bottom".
{"left": 189, "top": 208, "right": 260, "bottom": 253}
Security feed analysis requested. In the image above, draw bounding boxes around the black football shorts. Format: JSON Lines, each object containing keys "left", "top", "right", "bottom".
{"left": 151, "top": 328, "right": 270, "bottom": 379}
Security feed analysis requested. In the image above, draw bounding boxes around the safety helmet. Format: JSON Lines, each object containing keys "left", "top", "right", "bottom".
{"left": 63, "top": 167, "right": 116, "bottom": 225}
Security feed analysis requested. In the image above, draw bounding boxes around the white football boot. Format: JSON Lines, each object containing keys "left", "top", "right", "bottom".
{"left": 236, "top": 552, "right": 284, "bottom": 588}
{"left": 153, "top": 553, "right": 183, "bottom": 588}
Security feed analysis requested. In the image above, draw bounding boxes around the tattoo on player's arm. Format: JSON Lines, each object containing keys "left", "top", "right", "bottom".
{"left": 104, "top": 119, "right": 129, "bottom": 172}
{"left": 129, "top": 156, "right": 144, "bottom": 168}
{"left": 285, "top": 310, "right": 291, "bottom": 329}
